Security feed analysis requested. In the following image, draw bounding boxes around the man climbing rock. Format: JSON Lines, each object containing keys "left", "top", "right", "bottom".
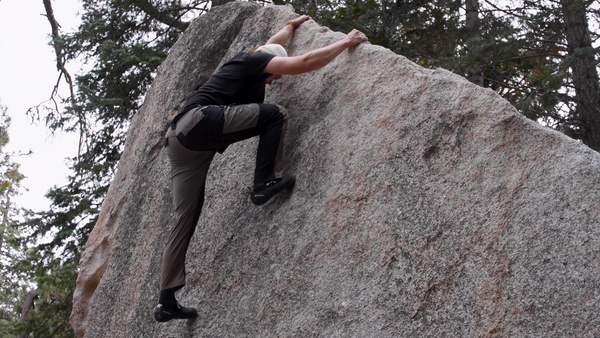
{"left": 155, "top": 15, "right": 368, "bottom": 322}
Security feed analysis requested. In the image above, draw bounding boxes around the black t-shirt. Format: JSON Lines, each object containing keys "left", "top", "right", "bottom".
{"left": 180, "top": 52, "right": 276, "bottom": 114}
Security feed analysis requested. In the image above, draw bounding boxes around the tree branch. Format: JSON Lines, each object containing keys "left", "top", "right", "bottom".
{"left": 131, "top": 0, "right": 190, "bottom": 31}
{"left": 42, "top": 0, "right": 88, "bottom": 159}
{"left": 42, "top": 0, "right": 75, "bottom": 99}
{"left": 482, "top": 0, "right": 528, "bottom": 19}
{"left": 16, "top": 289, "right": 40, "bottom": 338}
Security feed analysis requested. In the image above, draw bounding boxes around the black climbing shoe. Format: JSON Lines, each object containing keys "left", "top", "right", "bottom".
{"left": 154, "top": 302, "right": 198, "bottom": 322}
{"left": 251, "top": 174, "right": 296, "bottom": 206}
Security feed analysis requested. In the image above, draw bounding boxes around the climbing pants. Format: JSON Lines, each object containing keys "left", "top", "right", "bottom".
{"left": 160, "top": 103, "right": 288, "bottom": 290}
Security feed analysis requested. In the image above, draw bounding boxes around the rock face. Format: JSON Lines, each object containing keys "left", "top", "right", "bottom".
{"left": 71, "top": 3, "right": 600, "bottom": 337}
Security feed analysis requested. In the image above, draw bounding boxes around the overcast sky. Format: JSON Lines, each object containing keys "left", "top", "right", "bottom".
{"left": 0, "top": 0, "right": 81, "bottom": 212}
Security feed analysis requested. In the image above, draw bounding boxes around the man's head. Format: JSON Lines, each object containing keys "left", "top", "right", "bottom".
{"left": 255, "top": 44, "right": 288, "bottom": 57}
{"left": 256, "top": 44, "right": 286, "bottom": 84}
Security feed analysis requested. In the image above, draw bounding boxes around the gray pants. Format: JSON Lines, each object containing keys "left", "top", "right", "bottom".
{"left": 160, "top": 103, "right": 288, "bottom": 290}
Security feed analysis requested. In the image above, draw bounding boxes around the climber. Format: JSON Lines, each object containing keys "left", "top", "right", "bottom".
{"left": 155, "top": 15, "right": 368, "bottom": 322}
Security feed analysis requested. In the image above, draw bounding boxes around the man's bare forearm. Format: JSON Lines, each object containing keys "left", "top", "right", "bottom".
{"left": 265, "top": 15, "right": 311, "bottom": 47}
{"left": 300, "top": 38, "right": 354, "bottom": 73}
{"left": 265, "top": 24, "right": 295, "bottom": 46}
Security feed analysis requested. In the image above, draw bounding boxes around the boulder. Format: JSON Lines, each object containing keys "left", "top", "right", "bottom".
{"left": 71, "top": 3, "right": 600, "bottom": 337}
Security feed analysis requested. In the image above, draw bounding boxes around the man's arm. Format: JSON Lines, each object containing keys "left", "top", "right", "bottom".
{"left": 264, "top": 29, "right": 368, "bottom": 75}
{"left": 265, "top": 15, "right": 311, "bottom": 46}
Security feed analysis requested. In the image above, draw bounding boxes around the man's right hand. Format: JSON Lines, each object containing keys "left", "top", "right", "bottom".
{"left": 345, "top": 29, "right": 369, "bottom": 47}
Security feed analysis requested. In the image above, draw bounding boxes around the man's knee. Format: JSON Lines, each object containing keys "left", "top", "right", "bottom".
{"left": 258, "top": 103, "right": 287, "bottom": 125}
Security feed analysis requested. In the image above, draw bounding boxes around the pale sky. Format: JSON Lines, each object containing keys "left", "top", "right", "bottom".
{"left": 0, "top": 0, "right": 81, "bottom": 212}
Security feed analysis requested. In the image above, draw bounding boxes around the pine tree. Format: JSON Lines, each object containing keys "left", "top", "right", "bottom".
{"left": 0, "top": 102, "right": 31, "bottom": 338}
{"left": 560, "top": 0, "right": 600, "bottom": 149}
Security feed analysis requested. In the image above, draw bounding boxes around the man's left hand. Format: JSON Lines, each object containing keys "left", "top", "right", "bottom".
{"left": 291, "top": 15, "right": 311, "bottom": 28}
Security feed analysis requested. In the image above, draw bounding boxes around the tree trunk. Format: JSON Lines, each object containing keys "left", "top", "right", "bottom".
{"left": 0, "top": 195, "right": 8, "bottom": 254}
{"left": 16, "top": 289, "right": 40, "bottom": 338}
{"left": 212, "top": 0, "right": 236, "bottom": 7}
{"left": 465, "top": 0, "right": 484, "bottom": 87}
{"left": 560, "top": 0, "right": 600, "bottom": 151}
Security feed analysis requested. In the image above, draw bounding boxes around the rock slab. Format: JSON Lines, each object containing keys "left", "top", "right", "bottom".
{"left": 71, "top": 3, "right": 600, "bottom": 337}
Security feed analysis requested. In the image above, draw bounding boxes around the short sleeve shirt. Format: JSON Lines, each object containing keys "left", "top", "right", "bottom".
{"left": 180, "top": 52, "right": 276, "bottom": 113}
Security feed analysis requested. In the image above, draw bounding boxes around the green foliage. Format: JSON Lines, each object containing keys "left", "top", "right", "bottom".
{"left": 0, "top": 102, "right": 32, "bottom": 337}
{"left": 0, "top": 227, "right": 31, "bottom": 337}
{"left": 0, "top": 105, "right": 25, "bottom": 204}
{"left": 484, "top": 1, "right": 572, "bottom": 128}
{"left": 287, "top": 0, "right": 464, "bottom": 64}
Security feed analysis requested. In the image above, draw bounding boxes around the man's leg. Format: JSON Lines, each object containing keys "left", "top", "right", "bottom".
{"left": 156, "top": 133, "right": 215, "bottom": 322}
{"left": 183, "top": 104, "right": 294, "bottom": 205}
{"left": 218, "top": 103, "right": 295, "bottom": 204}
{"left": 214, "top": 103, "right": 290, "bottom": 184}
{"left": 251, "top": 104, "right": 288, "bottom": 186}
